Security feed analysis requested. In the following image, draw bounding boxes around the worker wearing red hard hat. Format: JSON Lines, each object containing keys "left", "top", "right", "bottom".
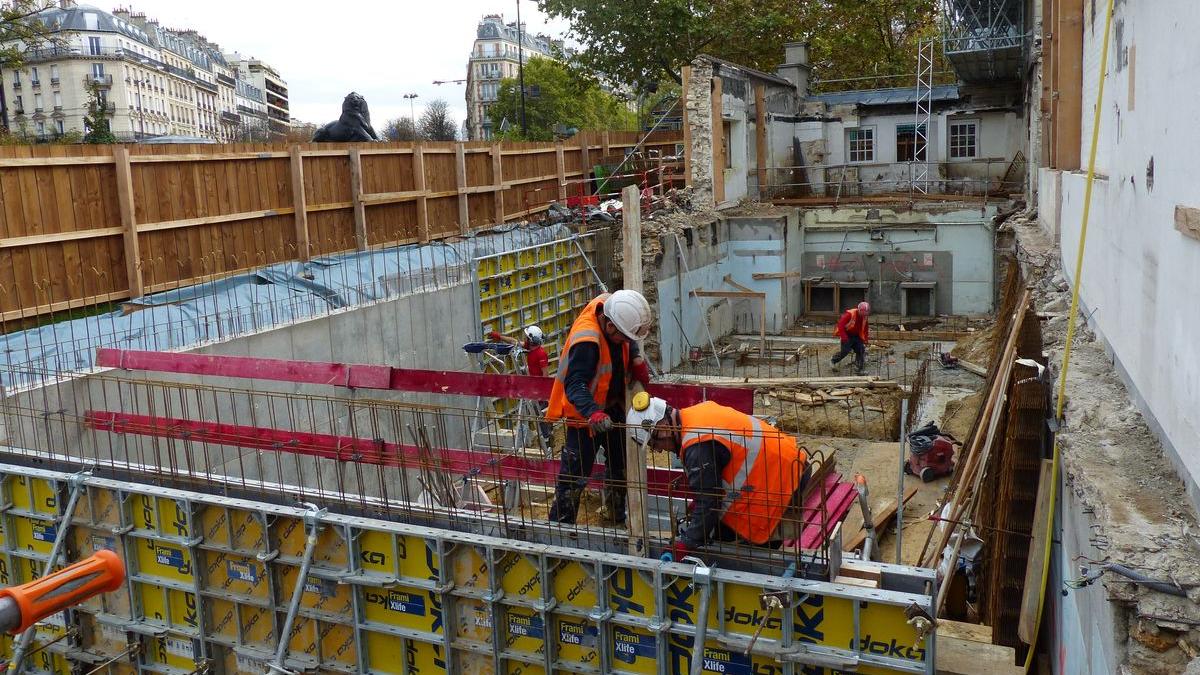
{"left": 832, "top": 301, "right": 871, "bottom": 375}
{"left": 546, "top": 290, "right": 653, "bottom": 525}
{"left": 625, "top": 392, "right": 809, "bottom": 561}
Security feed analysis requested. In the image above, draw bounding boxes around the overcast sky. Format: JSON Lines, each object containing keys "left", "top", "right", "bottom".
{"left": 115, "top": 1, "right": 571, "bottom": 133}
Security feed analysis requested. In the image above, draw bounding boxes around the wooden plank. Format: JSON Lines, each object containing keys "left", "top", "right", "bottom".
{"left": 690, "top": 289, "right": 765, "bottom": 299}
{"left": 601, "top": 130, "right": 610, "bottom": 159}
{"left": 623, "top": 182, "right": 647, "bottom": 557}
{"left": 843, "top": 486, "right": 919, "bottom": 552}
{"left": 555, "top": 142, "right": 567, "bottom": 202}
{"left": 681, "top": 65, "right": 692, "bottom": 188}
{"left": 289, "top": 145, "right": 310, "bottom": 261}
{"left": 131, "top": 151, "right": 289, "bottom": 163}
{"left": 579, "top": 140, "right": 591, "bottom": 197}
{"left": 1175, "top": 205, "right": 1200, "bottom": 241}
{"left": 501, "top": 173, "right": 559, "bottom": 189}
{"left": 755, "top": 82, "right": 767, "bottom": 199}
{"left": 753, "top": 271, "right": 805, "bottom": 280}
{"left": 0, "top": 156, "right": 115, "bottom": 167}
{"left": 937, "top": 631, "right": 1023, "bottom": 675}
{"left": 0, "top": 227, "right": 125, "bottom": 248}
{"left": 1018, "top": 460, "right": 1056, "bottom": 644}
{"left": 491, "top": 143, "right": 505, "bottom": 223}
{"left": 622, "top": 184, "right": 643, "bottom": 291}
{"left": 359, "top": 190, "right": 425, "bottom": 206}
{"left": 712, "top": 75, "right": 724, "bottom": 204}
{"left": 1, "top": 290, "right": 128, "bottom": 322}
{"left": 348, "top": 148, "right": 367, "bottom": 250}
{"left": 307, "top": 201, "right": 354, "bottom": 213}
{"left": 136, "top": 207, "right": 296, "bottom": 233}
{"left": 113, "top": 146, "right": 143, "bottom": 298}
{"left": 455, "top": 143, "right": 470, "bottom": 234}
{"left": 413, "top": 143, "right": 429, "bottom": 242}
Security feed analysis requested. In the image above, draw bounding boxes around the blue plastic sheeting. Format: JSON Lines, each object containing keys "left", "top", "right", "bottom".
{"left": 0, "top": 224, "right": 572, "bottom": 392}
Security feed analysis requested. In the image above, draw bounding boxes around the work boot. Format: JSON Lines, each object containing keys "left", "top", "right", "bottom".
{"left": 830, "top": 358, "right": 841, "bottom": 372}
{"left": 599, "top": 486, "right": 627, "bottom": 526}
{"left": 548, "top": 487, "right": 583, "bottom": 524}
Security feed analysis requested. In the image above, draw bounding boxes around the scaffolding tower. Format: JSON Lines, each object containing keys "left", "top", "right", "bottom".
{"left": 942, "top": 0, "right": 1025, "bottom": 82}
{"left": 912, "top": 38, "right": 936, "bottom": 194}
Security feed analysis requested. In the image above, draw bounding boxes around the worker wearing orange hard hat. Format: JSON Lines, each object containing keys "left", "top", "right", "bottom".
{"left": 626, "top": 392, "right": 809, "bottom": 561}
{"left": 832, "top": 301, "right": 871, "bottom": 375}
{"left": 546, "top": 290, "right": 653, "bottom": 526}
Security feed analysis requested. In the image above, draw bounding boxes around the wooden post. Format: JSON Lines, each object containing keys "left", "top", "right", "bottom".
{"left": 555, "top": 142, "right": 567, "bottom": 202}
{"left": 113, "top": 146, "right": 143, "bottom": 298}
{"left": 455, "top": 143, "right": 470, "bottom": 233}
{"left": 349, "top": 148, "right": 367, "bottom": 250}
{"left": 621, "top": 183, "right": 648, "bottom": 557}
{"left": 601, "top": 130, "right": 611, "bottom": 160}
{"left": 492, "top": 143, "right": 505, "bottom": 223}
{"left": 755, "top": 82, "right": 768, "bottom": 200}
{"left": 288, "top": 145, "right": 310, "bottom": 260}
{"left": 681, "top": 65, "right": 693, "bottom": 187}
{"left": 413, "top": 143, "right": 429, "bottom": 242}
{"left": 712, "top": 76, "right": 725, "bottom": 205}
{"left": 580, "top": 140, "right": 592, "bottom": 198}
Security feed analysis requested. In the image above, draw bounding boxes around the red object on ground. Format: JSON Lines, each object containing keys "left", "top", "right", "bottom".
{"left": 785, "top": 472, "right": 859, "bottom": 550}
{"left": 94, "top": 349, "right": 755, "bottom": 413}
{"left": 84, "top": 410, "right": 694, "bottom": 497}
{"left": 905, "top": 435, "right": 956, "bottom": 482}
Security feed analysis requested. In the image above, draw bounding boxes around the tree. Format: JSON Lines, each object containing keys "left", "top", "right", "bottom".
{"left": 82, "top": 80, "right": 116, "bottom": 144}
{"left": 536, "top": 0, "right": 938, "bottom": 91}
{"left": 382, "top": 117, "right": 418, "bottom": 141}
{"left": 417, "top": 100, "right": 457, "bottom": 141}
{"left": 488, "top": 57, "right": 635, "bottom": 142}
{"left": 0, "top": 1, "right": 65, "bottom": 70}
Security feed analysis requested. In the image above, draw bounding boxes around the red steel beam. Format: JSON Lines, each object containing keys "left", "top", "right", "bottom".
{"left": 84, "top": 410, "right": 690, "bottom": 497}
{"left": 94, "top": 348, "right": 755, "bottom": 413}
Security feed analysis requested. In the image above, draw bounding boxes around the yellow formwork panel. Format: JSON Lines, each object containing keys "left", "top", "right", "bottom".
{"left": 198, "top": 504, "right": 267, "bottom": 554}
{"left": 277, "top": 565, "right": 354, "bottom": 618}
{"left": 9, "top": 516, "right": 58, "bottom": 557}
{"left": 200, "top": 550, "right": 269, "bottom": 603}
{"left": 366, "top": 633, "right": 446, "bottom": 675}
{"left": 136, "top": 582, "right": 199, "bottom": 634}
{"left": 144, "top": 634, "right": 202, "bottom": 673}
{"left": 497, "top": 552, "right": 541, "bottom": 602}
{"left": 8, "top": 475, "right": 58, "bottom": 516}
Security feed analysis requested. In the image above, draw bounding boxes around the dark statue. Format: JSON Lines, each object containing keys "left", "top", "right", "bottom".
{"left": 312, "top": 92, "right": 379, "bottom": 142}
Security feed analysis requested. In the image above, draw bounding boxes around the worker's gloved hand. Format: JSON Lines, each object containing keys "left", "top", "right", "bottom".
{"left": 631, "top": 358, "right": 651, "bottom": 387}
{"left": 487, "top": 330, "right": 503, "bottom": 341}
{"left": 588, "top": 411, "right": 613, "bottom": 434}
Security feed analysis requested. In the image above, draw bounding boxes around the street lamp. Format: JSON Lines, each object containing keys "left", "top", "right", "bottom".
{"left": 403, "top": 92, "right": 418, "bottom": 138}
{"left": 516, "top": 0, "right": 528, "bottom": 137}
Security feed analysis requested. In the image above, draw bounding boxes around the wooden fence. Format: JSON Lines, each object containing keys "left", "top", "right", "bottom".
{"left": 0, "top": 130, "right": 683, "bottom": 323}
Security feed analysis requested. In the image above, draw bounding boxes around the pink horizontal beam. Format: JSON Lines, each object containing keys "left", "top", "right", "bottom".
{"left": 94, "top": 348, "right": 754, "bottom": 413}
{"left": 84, "top": 410, "right": 691, "bottom": 497}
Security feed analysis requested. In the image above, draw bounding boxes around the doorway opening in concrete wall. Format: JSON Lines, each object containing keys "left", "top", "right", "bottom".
{"left": 902, "top": 284, "right": 937, "bottom": 317}
{"left": 809, "top": 286, "right": 835, "bottom": 313}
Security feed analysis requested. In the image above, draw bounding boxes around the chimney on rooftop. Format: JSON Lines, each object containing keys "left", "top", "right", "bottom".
{"left": 776, "top": 41, "right": 812, "bottom": 97}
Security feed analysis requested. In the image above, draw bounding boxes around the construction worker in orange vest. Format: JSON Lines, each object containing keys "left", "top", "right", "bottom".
{"left": 547, "top": 290, "right": 653, "bottom": 525}
{"left": 626, "top": 393, "right": 810, "bottom": 560}
{"left": 832, "top": 301, "right": 871, "bottom": 375}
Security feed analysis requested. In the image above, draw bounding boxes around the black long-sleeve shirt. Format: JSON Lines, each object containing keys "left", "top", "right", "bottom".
{"left": 679, "top": 440, "right": 731, "bottom": 547}
{"left": 563, "top": 337, "right": 639, "bottom": 419}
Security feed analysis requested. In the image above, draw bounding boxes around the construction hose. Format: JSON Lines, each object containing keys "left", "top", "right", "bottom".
{"left": 1102, "top": 563, "right": 1188, "bottom": 598}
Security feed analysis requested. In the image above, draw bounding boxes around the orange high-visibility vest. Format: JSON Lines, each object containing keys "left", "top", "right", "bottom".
{"left": 547, "top": 294, "right": 630, "bottom": 423}
{"left": 678, "top": 401, "right": 806, "bottom": 544}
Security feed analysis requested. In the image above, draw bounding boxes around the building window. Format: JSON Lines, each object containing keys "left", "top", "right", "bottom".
{"left": 35, "top": 121, "right": 45, "bottom": 136}
{"left": 722, "top": 121, "right": 732, "bottom": 169}
{"left": 11, "top": 70, "right": 19, "bottom": 85}
{"left": 92, "top": 63, "right": 104, "bottom": 77}
{"left": 53, "top": 91, "right": 61, "bottom": 108}
{"left": 12, "top": 95, "right": 21, "bottom": 112}
{"left": 55, "top": 120, "right": 64, "bottom": 134}
{"left": 50, "top": 65, "right": 58, "bottom": 82}
{"left": 846, "top": 127, "right": 874, "bottom": 163}
{"left": 88, "top": 36, "right": 101, "bottom": 55}
{"left": 33, "top": 93, "right": 42, "bottom": 111}
{"left": 30, "top": 66, "right": 38, "bottom": 84}
{"left": 896, "top": 124, "right": 927, "bottom": 162}
{"left": 949, "top": 120, "right": 978, "bottom": 159}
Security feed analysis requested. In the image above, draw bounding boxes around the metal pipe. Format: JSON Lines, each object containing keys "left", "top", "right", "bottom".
{"left": 8, "top": 472, "right": 87, "bottom": 674}
{"left": 268, "top": 503, "right": 325, "bottom": 675}
{"left": 686, "top": 557, "right": 713, "bottom": 675}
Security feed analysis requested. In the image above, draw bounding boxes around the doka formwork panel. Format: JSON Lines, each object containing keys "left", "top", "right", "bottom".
{"left": 0, "top": 464, "right": 937, "bottom": 675}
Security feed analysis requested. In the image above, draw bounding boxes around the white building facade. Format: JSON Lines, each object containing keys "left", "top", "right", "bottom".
{"left": 464, "top": 14, "right": 561, "bottom": 140}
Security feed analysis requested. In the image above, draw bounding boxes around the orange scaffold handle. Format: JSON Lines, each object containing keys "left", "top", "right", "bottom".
{"left": 0, "top": 550, "right": 126, "bottom": 634}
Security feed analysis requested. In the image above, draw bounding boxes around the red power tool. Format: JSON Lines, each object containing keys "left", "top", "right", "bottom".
{"left": 904, "top": 423, "right": 957, "bottom": 482}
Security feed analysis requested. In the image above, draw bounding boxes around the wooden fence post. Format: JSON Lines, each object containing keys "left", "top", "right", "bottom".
{"left": 349, "top": 148, "right": 367, "bottom": 250}
{"left": 682, "top": 66, "right": 693, "bottom": 187}
{"left": 113, "top": 146, "right": 143, "bottom": 298}
{"left": 601, "top": 130, "right": 611, "bottom": 159}
{"left": 621, "top": 183, "right": 647, "bottom": 557}
{"left": 455, "top": 143, "right": 470, "bottom": 234}
{"left": 413, "top": 143, "right": 429, "bottom": 242}
{"left": 579, "top": 139, "right": 591, "bottom": 198}
{"left": 755, "top": 83, "right": 768, "bottom": 200}
{"left": 555, "top": 142, "right": 567, "bottom": 202}
{"left": 492, "top": 143, "right": 505, "bottom": 223}
{"left": 289, "top": 145, "right": 310, "bottom": 260}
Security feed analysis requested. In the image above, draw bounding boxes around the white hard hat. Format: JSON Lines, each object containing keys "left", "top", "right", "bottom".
{"left": 626, "top": 391, "right": 668, "bottom": 446}
{"left": 603, "top": 290, "right": 652, "bottom": 341}
{"left": 523, "top": 325, "right": 545, "bottom": 345}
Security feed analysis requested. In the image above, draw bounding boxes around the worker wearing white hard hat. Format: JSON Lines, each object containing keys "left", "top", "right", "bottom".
{"left": 627, "top": 392, "right": 809, "bottom": 561}
{"left": 488, "top": 324, "right": 552, "bottom": 444}
{"left": 546, "top": 290, "right": 654, "bottom": 525}
{"left": 832, "top": 301, "right": 871, "bottom": 375}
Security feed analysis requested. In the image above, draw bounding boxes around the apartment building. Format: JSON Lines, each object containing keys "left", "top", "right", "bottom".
{"left": 227, "top": 53, "right": 289, "bottom": 139}
{"left": 0, "top": 2, "right": 285, "bottom": 143}
{"left": 464, "top": 14, "right": 562, "bottom": 140}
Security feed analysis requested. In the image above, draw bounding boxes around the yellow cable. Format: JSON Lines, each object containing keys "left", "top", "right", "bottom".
{"left": 1023, "top": 0, "right": 1117, "bottom": 669}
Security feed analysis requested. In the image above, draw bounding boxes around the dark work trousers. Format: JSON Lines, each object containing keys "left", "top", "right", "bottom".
{"left": 548, "top": 423, "right": 627, "bottom": 525}
{"left": 831, "top": 334, "right": 866, "bottom": 373}
{"left": 537, "top": 401, "right": 552, "bottom": 443}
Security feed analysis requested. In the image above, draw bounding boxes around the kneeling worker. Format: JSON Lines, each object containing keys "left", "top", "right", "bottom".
{"left": 627, "top": 393, "right": 809, "bottom": 559}
{"left": 547, "top": 290, "right": 653, "bottom": 525}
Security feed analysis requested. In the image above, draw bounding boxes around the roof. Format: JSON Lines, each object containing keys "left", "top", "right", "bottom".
{"left": 808, "top": 84, "right": 960, "bottom": 107}
{"left": 696, "top": 54, "right": 794, "bottom": 89}
{"left": 36, "top": 4, "right": 154, "bottom": 46}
